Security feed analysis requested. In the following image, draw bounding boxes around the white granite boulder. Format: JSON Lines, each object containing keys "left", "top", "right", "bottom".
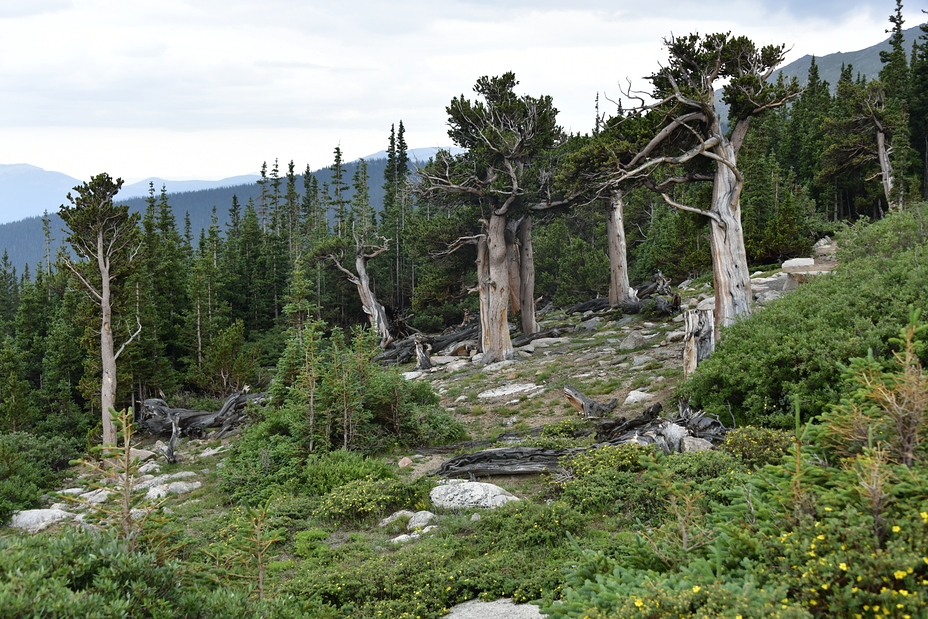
{"left": 9, "top": 508, "right": 73, "bottom": 532}
{"left": 477, "top": 383, "right": 543, "bottom": 400}
{"left": 430, "top": 480, "right": 520, "bottom": 510}
{"left": 408, "top": 510, "right": 438, "bottom": 529}
{"left": 682, "top": 436, "right": 715, "bottom": 452}
{"left": 624, "top": 390, "right": 654, "bottom": 405}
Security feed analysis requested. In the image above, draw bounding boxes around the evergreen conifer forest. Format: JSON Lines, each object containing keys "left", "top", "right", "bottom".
{"left": 2, "top": 8, "right": 928, "bottom": 617}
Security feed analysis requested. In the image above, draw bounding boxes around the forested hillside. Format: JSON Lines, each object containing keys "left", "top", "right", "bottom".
{"left": 2, "top": 6, "right": 928, "bottom": 618}
{"left": 0, "top": 156, "right": 389, "bottom": 274}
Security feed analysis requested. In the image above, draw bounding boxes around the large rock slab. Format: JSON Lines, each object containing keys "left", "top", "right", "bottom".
{"left": 477, "top": 383, "right": 543, "bottom": 400}
{"left": 682, "top": 436, "right": 714, "bottom": 452}
{"left": 430, "top": 481, "right": 519, "bottom": 510}
{"left": 782, "top": 257, "right": 815, "bottom": 271}
{"left": 9, "top": 508, "right": 73, "bottom": 532}
{"left": 145, "top": 480, "right": 202, "bottom": 500}
{"left": 531, "top": 337, "right": 570, "bottom": 348}
{"left": 408, "top": 510, "right": 438, "bottom": 529}
{"left": 134, "top": 471, "right": 197, "bottom": 491}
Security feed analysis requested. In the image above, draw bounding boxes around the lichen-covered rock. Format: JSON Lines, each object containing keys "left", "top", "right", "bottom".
{"left": 379, "top": 510, "right": 416, "bottom": 528}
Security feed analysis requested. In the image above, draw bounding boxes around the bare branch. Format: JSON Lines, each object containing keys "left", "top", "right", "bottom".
{"left": 114, "top": 313, "right": 142, "bottom": 361}
{"left": 660, "top": 193, "right": 724, "bottom": 226}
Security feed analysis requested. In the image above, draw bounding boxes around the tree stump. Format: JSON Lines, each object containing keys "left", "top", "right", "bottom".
{"left": 683, "top": 309, "right": 715, "bottom": 380}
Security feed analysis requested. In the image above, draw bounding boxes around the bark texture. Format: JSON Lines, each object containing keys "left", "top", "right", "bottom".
{"left": 480, "top": 214, "right": 514, "bottom": 363}
{"left": 606, "top": 190, "right": 634, "bottom": 306}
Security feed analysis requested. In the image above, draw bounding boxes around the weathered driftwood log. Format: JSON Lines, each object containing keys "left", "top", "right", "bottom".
{"left": 376, "top": 323, "right": 481, "bottom": 366}
{"left": 565, "top": 293, "right": 680, "bottom": 318}
{"left": 429, "top": 401, "right": 732, "bottom": 478}
{"left": 563, "top": 385, "right": 618, "bottom": 419}
{"left": 433, "top": 446, "right": 586, "bottom": 478}
{"left": 139, "top": 391, "right": 265, "bottom": 438}
{"left": 510, "top": 324, "right": 574, "bottom": 348}
{"left": 159, "top": 412, "right": 180, "bottom": 464}
{"left": 565, "top": 298, "right": 610, "bottom": 315}
{"left": 414, "top": 334, "right": 433, "bottom": 370}
{"left": 683, "top": 309, "right": 715, "bottom": 380}
{"left": 595, "top": 403, "right": 664, "bottom": 441}
{"left": 634, "top": 271, "right": 672, "bottom": 299}
{"left": 595, "top": 400, "right": 728, "bottom": 451}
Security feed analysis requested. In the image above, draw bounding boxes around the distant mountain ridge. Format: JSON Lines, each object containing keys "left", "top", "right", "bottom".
{"left": 773, "top": 24, "right": 924, "bottom": 88}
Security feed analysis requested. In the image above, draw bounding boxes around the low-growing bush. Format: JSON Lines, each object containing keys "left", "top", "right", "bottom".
{"left": 720, "top": 426, "right": 793, "bottom": 468}
{"left": 474, "top": 501, "right": 589, "bottom": 550}
{"left": 554, "top": 445, "right": 659, "bottom": 520}
{"left": 0, "top": 529, "right": 336, "bottom": 618}
{"left": 0, "top": 432, "right": 81, "bottom": 522}
{"left": 314, "top": 476, "right": 432, "bottom": 526}
{"left": 401, "top": 406, "right": 467, "bottom": 447}
{"left": 303, "top": 450, "right": 394, "bottom": 496}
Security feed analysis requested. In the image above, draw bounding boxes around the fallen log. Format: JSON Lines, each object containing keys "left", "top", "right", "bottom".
{"left": 511, "top": 324, "right": 574, "bottom": 347}
{"left": 432, "top": 446, "right": 586, "bottom": 478}
{"left": 634, "top": 271, "right": 672, "bottom": 299}
{"left": 563, "top": 385, "right": 618, "bottom": 419}
{"left": 565, "top": 298, "right": 610, "bottom": 315}
{"left": 139, "top": 391, "right": 266, "bottom": 438}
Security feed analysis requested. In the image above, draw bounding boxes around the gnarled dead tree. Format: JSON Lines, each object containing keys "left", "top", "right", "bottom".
{"left": 326, "top": 233, "right": 393, "bottom": 348}
{"left": 139, "top": 391, "right": 265, "bottom": 439}
{"left": 418, "top": 73, "right": 562, "bottom": 363}
{"left": 583, "top": 33, "right": 800, "bottom": 331}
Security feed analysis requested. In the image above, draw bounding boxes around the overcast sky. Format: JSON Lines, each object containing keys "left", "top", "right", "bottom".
{"left": 0, "top": 0, "right": 919, "bottom": 183}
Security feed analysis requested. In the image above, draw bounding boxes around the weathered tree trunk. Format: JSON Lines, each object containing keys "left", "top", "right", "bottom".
{"left": 683, "top": 309, "right": 715, "bottom": 380}
{"left": 353, "top": 251, "right": 392, "bottom": 348}
{"left": 563, "top": 385, "right": 618, "bottom": 419}
{"left": 329, "top": 238, "right": 393, "bottom": 349}
{"left": 98, "top": 232, "right": 118, "bottom": 446}
{"left": 414, "top": 334, "right": 432, "bottom": 370}
{"left": 708, "top": 140, "right": 752, "bottom": 329}
{"left": 479, "top": 213, "right": 514, "bottom": 363}
{"left": 876, "top": 129, "right": 898, "bottom": 210}
{"left": 506, "top": 218, "right": 522, "bottom": 315}
{"left": 517, "top": 215, "right": 538, "bottom": 335}
{"left": 606, "top": 189, "right": 634, "bottom": 306}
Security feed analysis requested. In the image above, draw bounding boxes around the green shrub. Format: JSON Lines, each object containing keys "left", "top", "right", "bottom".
{"left": 314, "top": 476, "right": 432, "bottom": 526}
{"left": 303, "top": 450, "right": 394, "bottom": 496}
{"left": 681, "top": 210, "right": 928, "bottom": 426}
{"left": 0, "top": 432, "right": 81, "bottom": 522}
{"left": 286, "top": 508, "right": 582, "bottom": 617}
{"left": 541, "top": 419, "right": 588, "bottom": 439}
{"left": 543, "top": 550, "right": 811, "bottom": 618}
{"left": 401, "top": 406, "right": 467, "bottom": 447}
{"left": 0, "top": 529, "right": 336, "bottom": 618}
{"left": 474, "top": 501, "right": 588, "bottom": 550}
{"left": 720, "top": 426, "right": 793, "bottom": 468}
{"left": 555, "top": 445, "right": 661, "bottom": 520}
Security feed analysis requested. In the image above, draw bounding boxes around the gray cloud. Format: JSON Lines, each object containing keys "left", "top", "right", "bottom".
{"left": 0, "top": 0, "right": 71, "bottom": 19}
